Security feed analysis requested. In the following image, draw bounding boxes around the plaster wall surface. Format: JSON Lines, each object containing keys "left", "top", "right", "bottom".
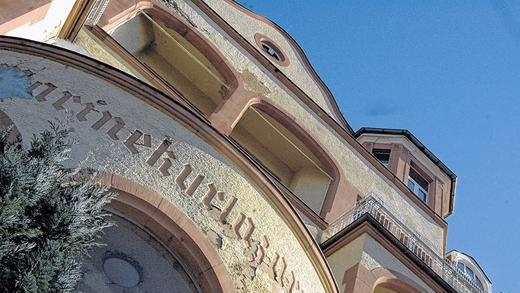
{"left": 326, "top": 235, "right": 366, "bottom": 293}
{"left": 360, "top": 235, "right": 435, "bottom": 293}
{"left": 74, "top": 28, "right": 147, "bottom": 79}
{"left": 325, "top": 234, "right": 437, "bottom": 293}
{"left": 4, "top": 0, "right": 75, "bottom": 42}
{"left": 201, "top": 0, "right": 340, "bottom": 122}
{"left": 151, "top": 0, "right": 445, "bottom": 253}
{"left": 0, "top": 50, "right": 327, "bottom": 293}
{"left": 374, "top": 287, "right": 399, "bottom": 293}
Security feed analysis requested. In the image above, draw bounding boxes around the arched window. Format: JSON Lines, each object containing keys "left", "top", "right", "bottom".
{"left": 230, "top": 102, "right": 337, "bottom": 215}
{"left": 457, "top": 261, "right": 484, "bottom": 290}
{"left": 79, "top": 215, "right": 200, "bottom": 292}
{"left": 86, "top": 1, "right": 237, "bottom": 117}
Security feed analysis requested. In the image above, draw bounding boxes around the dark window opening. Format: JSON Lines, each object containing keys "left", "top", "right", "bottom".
{"left": 261, "top": 43, "right": 281, "bottom": 61}
{"left": 373, "top": 148, "right": 391, "bottom": 166}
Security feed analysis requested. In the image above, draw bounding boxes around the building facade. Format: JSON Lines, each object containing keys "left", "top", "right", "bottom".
{"left": 0, "top": 1, "right": 491, "bottom": 292}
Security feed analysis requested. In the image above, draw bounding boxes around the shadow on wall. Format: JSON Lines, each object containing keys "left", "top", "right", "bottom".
{"left": 0, "top": 0, "right": 52, "bottom": 35}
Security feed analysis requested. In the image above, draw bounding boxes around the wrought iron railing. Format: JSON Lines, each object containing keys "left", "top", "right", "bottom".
{"left": 324, "top": 194, "right": 489, "bottom": 293}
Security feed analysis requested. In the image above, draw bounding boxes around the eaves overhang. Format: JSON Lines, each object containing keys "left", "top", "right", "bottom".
{"left": 355, "top": 127, "right": 458, "bottom": 216}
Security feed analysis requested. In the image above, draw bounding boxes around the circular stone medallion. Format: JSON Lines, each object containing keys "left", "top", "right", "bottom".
{"left": 103, "top": 255, "right": 141, "bottom": 288}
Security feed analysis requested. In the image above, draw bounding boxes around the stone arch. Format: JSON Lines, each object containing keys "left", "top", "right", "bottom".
{"left": 94, "top": 1, "right": 239, "bottom": 117}
{"left": 0, "top": 109, "right": 21, "bottom": 142}
{"left": 141, "top": 3, "right": 239, "bottom": 94}
{"left": 232, "top": 98, "right": 341, "bottom": 219}
{"left": 0, "top": 36, "right": 339, "bottom": 292}
{"left": 371, "top": 268, "right": 423, "bottom": 293}
{"left": 100, "top": 173, "right": 235, "bottom": 293}
{"left": 251, "top": 99, "right": 340, "bottom": 184}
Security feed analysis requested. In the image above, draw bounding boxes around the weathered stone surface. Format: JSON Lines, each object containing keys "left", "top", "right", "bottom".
{"left": 0, "top": 50, "right": 327, "bottom": 293}
{"left": 207, "top": 229, "right": 223, "bottom": 248}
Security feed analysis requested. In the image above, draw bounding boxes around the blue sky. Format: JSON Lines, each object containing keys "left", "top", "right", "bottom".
{"left": 237, "top": 1, "right": 518, "bottom": 291}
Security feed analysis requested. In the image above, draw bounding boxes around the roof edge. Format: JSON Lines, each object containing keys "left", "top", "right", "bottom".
{"left": 447, "top": 250, "right": 492, "bottom": 284}
{"left": 355, "top": 127, "right": 457, "bottom": 216}
{"left": 225, "top": 0, "right": 352, "bottom": 132}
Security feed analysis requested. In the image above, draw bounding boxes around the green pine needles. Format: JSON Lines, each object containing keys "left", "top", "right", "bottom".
{"left": 0, "top": 124, "right": 114, "bottom": 292}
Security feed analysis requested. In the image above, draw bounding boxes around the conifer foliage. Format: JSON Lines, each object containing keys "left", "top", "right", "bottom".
{"left": 0, "top": 125, "right": 113, "bottom": 292}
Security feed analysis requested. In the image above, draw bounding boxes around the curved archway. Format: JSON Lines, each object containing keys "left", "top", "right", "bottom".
{"left": 371, "top": 268, "right": 422, "bottom": 293}
{"left": 252, "top": 99, "right": 339, "bottom": 182}
{"left": 373, "top": 279, "right": 419, "bottom": 293}
{"left": 230, "top": 98, "right": 340, "bottom": 218}
{"left": 0, "top": 36, "right": 339, "bottom": 292}
{"left": 79, "top": 213, "right": 200, "bottom": 292}
{"left": 91, "top": 1, "right": 238, "bottom": 118}
{"left": 99, "top": 174, "right": 235, "bottom": 293}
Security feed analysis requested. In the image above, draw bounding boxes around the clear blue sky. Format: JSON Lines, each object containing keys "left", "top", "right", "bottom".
{"left": 237, "top": 1, "right": 518, "bottom": 291}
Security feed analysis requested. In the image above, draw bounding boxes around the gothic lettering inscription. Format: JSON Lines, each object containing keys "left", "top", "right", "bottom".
{"left": 22, "top": 75, "right": 306, "bottom": 292}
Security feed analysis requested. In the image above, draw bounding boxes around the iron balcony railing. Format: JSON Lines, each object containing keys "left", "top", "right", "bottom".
{"left": 325, "top": 194, "right": 489, "bottom": 293}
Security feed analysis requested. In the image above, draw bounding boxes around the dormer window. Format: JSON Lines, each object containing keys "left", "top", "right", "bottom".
{"left": 373, "top": 149, "right": 390, "bottom": 167}
{"left": 407, "top": 167, "right": 428, "bottom": 201}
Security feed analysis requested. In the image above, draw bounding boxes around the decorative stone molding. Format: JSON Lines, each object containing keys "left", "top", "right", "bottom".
{"left": 0, "top": 40, "right": 337, "bottom": 292}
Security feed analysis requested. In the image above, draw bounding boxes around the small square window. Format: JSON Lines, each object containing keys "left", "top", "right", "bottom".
{"left": 373, "top": 149, "right": 391, "bottom": 167}
{"left": 418, "top": 189, "right": 427, "bottom": 201}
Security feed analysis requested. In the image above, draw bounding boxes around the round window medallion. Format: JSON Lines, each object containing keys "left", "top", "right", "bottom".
{"left": 254, "top": 33, "right": 289, "bottom": 66}
{"left": 103, "top": 251, "right": 142, "bottom": 288}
